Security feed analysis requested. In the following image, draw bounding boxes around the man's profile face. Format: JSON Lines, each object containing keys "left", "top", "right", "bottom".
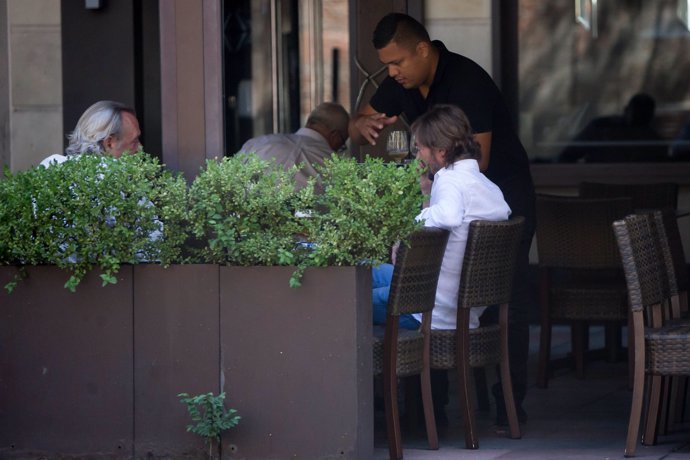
{"left": 415, "top": 143, "right": 444, "bottom": 175}
{"left": 105, "top": 112, "right": 142, "bottom": 158}
{"left": 377, "top": 40, "right": 430, "bottom": 89}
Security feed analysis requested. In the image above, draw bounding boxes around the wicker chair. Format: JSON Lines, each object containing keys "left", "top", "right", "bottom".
{"left": 579, "top": 181, "right": 678, "bottom": 211}
{"left": 648, "top": 210, "right": 689, "bottom": 432}
{"left": 613, "top": 213, "right": 690, "bottom": 457}
{"left": 429, "top": 217, "right": 525, "bottom": 449}
{"left": 372, "top": 227, "right": 449, "bottom": 460}
{"left": 535, "top": 195, "right": 633, "bottom": 388}
{"left": 653, "top": 209, "right": 689, "bottom": 320}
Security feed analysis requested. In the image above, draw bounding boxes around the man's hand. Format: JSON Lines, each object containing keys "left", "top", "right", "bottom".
{"left": 349, "top": 104, "right": 398, "bottom": 145}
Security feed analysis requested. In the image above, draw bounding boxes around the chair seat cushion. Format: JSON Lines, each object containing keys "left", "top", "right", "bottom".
{"left": 429, "top": 325, "right": 501, "bottom": 370}
{"left": 645, "top": 323, "right": 690, "bottom": 375}
{"left": 373, "top": 326, "right": 424, "bottom": 377}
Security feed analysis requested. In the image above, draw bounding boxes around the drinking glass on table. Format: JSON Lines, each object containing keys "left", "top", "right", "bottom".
{"left": 386, "top": 130, "right": 409, "bottom": 163}
{"left": 410, "top": 133, "right": 418, "bottom": 156}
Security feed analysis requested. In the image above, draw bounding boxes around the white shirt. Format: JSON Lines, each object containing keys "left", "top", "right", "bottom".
{"left": 39, "top": 154, "right": 68, "bottom": 168}
{"left": 239, "top": 127, "right": 336, "bottom": 191}
{"left": 413, "top": 159, "right": 511, "bottom": 330}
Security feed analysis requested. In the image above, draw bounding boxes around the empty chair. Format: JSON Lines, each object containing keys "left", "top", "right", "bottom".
{"left": 653, "top": 209, "right": 689, "bottom": 319}
{"left": 372, "top": 227, "right": 449, "bottom": 460}
{"left": 430, "top": 217, "right": 525, "bottom": 449}
{"left": 613, "top": 213, "right": 690, "bottom": 457}
{"left": 536, "top": 195, "right": 633, "bottom": 387}
{"left": 648, "top": 210, "right": 689, "bottom": 432}
{"left": 579, "top": 181, "right": 678, "bottom": 211}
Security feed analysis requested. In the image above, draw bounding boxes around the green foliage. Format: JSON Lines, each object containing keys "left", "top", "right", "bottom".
{"left": 1, "top": 152, "right": 424, "bottom": 291}
{"left": 0, "top": 153, "right": 188, "bottom": 291}
{"left": 298, "top": 155, "right": 424, "bottom": 279}
{"left": 178, "top": 391, "right": 241, "bottom": 448}
{"left": 187, "top": 154, "right": 315, "bottom": 266}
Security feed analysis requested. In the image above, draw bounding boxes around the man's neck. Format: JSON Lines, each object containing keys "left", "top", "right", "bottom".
{"left": 419, "top": 45, "right": 440, "bottom": 99}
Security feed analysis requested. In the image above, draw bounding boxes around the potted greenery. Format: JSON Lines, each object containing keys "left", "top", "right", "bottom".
{"left": 0, "top": 151, "right": 425, "bottom": 459}
{"left": 187, "top": 154, "right": 315, "bottom": 270}
{"left": 178, "top": 392, "right": 241, "bottom": 460}
{"left": 0, "top": 152, "right": 187, "bottom": 291}
{"left": 188, "top": 153, "right": 424, "bottom": 285}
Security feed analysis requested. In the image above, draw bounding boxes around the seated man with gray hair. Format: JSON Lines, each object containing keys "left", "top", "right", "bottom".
{"left": 238, "top": 102, "right": 350, "bottom": 191}
{"left": 41, "top": 100, "right": 142, "bottom": 167}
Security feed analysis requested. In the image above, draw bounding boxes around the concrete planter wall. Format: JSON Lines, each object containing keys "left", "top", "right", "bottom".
{"left": 0, "top": 265, "right": 372, "bottom": 459}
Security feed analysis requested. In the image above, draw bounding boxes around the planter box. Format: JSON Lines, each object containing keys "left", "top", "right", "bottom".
{"left": 133, "top": 264, "right": 220, "bottom": 458}
{"left": 0, "top": 266, "right": 135, "bottom": 457}
{"left": 0, "top": 265, "right": 373, "bottom": 459}
{"left": 220, "top": 266, "right": 373, "bottom": 459}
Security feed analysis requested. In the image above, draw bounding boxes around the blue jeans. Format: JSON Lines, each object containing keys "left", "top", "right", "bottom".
{"left": 372, "top": 264, "right": 421, "bottom": 330}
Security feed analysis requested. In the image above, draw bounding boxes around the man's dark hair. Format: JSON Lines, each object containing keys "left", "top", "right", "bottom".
{"left": 372, "top": 13, "right": 430, "bottom": 50}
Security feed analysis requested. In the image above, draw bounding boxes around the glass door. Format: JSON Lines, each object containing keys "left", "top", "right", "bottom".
{"left": 222, "top": 0, "right": 350, "bottom": 155}
{"left": 222, "top": 0, "right": 300, "bottom": 154}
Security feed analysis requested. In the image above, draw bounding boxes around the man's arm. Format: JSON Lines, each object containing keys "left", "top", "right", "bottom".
{"left": 348, "top": 103, "right": 398, "bottom": 146}
{"left": 475, "top": 131, "right": 492, "bottom": 171}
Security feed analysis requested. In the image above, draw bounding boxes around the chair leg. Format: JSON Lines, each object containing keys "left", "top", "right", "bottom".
{"left": 499, "top": 303, "right": 521, "bottom": 440}
{"left": 571, "top": 321, "right": 589, "bottom": 379}
{"left": 457, "top": 309, "right": 479, "bottom": 449}
{"left": 473, "top": 367, "right": 490, "bottom": 412}
{"left": 625, "top": 342, "right": 645, "bottom": 457}
{"left": 420, "top": 367, "right": 439, "bottom": 450}
{"left": 537, "top": 319, "right": 552, "bottom": 388}
{"left": 537, "top": 270, "right": 551, "bottom": 388}
{"left": 657, "top": 376, "right": 671, "bottom": 436}
{"left": 627, "top": 315, "right": 634, "bottom": 391}
{"left": 642, "top": 375, "right": 663, "bottom": 447}
{"left": 669, "top": 377, "right": 688, "bottom": 424}
{"left": 383, "top": 370, "right": 402, "bottom": 460}
{"left": 383, "top": 323, "right": 402, "bottom": 460}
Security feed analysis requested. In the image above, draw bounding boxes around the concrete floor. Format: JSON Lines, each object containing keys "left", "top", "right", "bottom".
{"left": 373, "top": 325, "right": 690, "bottom": 459}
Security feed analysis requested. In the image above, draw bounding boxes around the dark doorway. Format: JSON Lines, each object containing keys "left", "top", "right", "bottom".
{"left": 222, "top": 0, "right": 301, "bottom": 155}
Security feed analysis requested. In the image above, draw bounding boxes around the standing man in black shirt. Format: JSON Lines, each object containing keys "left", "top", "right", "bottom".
{"left": 350, "top": 12, "right": 535, "bottom": 426}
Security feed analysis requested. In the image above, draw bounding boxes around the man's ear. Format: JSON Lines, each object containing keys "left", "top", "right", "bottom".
{"left": 102, "top": 135, "right": 115, "bottom": 152}
{"left": 434, "top": 148, "right": 446, "bottom": 163}
{"left": 416, "top": 41, "right": 430, "bottom": 58}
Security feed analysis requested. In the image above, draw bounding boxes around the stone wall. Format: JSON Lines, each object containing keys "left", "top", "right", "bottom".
{"left": 3, "top": 0, "right": 62, "bottom": 172}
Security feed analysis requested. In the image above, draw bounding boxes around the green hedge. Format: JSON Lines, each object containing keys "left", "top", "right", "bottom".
{"left": 0, "top": 153, "right": 424, "bottom": 291}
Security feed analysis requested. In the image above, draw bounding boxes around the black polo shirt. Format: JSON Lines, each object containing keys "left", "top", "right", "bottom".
{"left": 369, "top": 41, "right": 534, "bottom": 216}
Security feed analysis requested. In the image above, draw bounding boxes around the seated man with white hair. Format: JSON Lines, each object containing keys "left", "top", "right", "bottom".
{"left": 41, "top": 100, "right": 142, "bottom": 167}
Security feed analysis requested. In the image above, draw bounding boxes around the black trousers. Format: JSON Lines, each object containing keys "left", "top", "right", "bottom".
{"left": 490, "top": 178, "right": 537, "bottom": 411}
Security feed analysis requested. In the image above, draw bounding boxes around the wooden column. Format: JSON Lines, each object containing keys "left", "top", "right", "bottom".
{"left": 160, "top": 0, "right": 223, "bottom": 181}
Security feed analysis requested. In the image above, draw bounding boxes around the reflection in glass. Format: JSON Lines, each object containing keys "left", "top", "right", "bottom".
{"left": 519, "top": 0, "right": 690, "bottom": 163}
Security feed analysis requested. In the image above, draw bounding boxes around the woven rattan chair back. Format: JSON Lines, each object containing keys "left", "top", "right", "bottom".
{"left": 430, "top": 217, "right": 525, "bottom": 449}
{"left": 375, "top": 226, "right": 448, "bottom": 460}
{"left": 579, "top": 181, "right": 678, "bottom": 211}
{"left": 388, "top": 227, "right": 449, "bottom": 317}
{"left": 458, "top": 218, "right": 524, "bottom": 309}
{"left": 653, "top": 209, "right": 689, "bottom": 300}
{"left": 613, "top": 213, "right": 690, "bottom": 456}
{"left": 535, "top": 194, "right": 633, "bottom": 388}
{"left": 615, "top": 214, "right": 668, "bottom": 312}
{"left": 536, "top": 194, "right": 633, "bottom": 269}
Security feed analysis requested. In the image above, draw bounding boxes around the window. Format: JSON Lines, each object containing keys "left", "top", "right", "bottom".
{"left": 519, "top": 0, "right": 690, "bottom": 164}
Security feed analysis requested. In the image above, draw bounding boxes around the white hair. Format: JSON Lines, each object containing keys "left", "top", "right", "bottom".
{"left": 65, "top": 101, "right": 136, "bottom": 156}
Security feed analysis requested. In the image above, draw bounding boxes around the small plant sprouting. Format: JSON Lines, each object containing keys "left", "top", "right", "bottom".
{"left": 178, "top": 391, "right": 241, "bottom": 459}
